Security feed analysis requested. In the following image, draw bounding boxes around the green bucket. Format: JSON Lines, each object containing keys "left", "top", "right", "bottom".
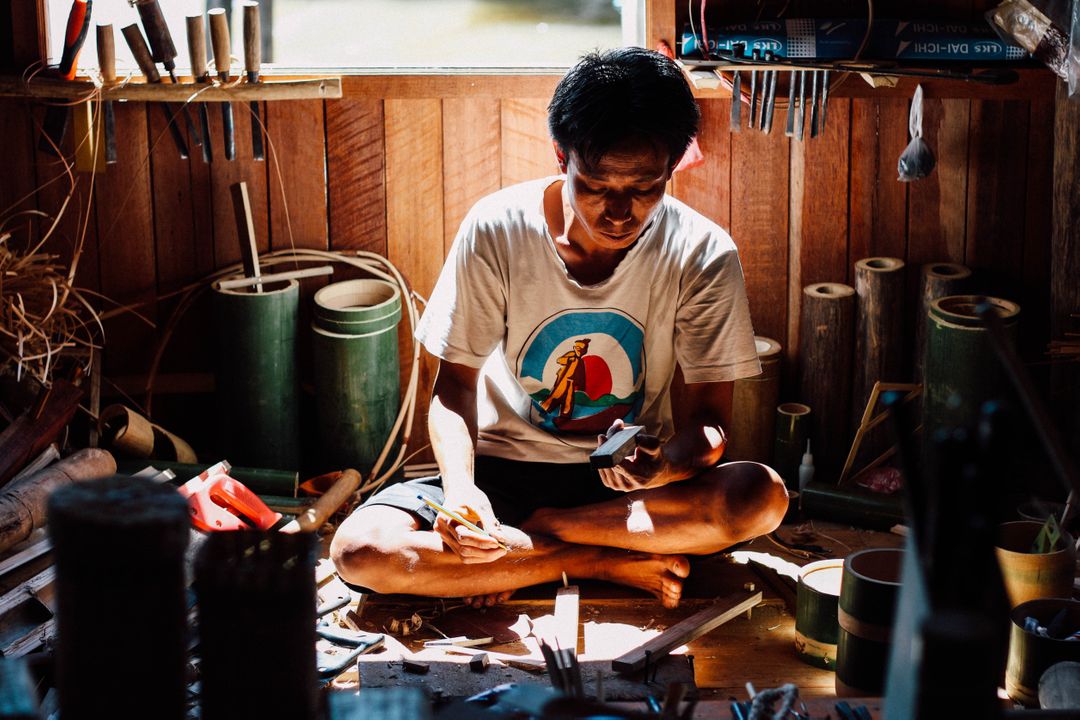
{"left": 311, "top": 279, "right": 402, "bottom": 473}
{"left": 212, "top": 278, "right": 301, "bottom": 470}
{"left": 923, "top": 295, "right": 1019, "bottom": 435}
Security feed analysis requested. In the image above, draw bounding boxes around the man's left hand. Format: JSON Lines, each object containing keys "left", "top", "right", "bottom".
{"left": 596, "top": 421, "right": 674, "bottom": 492}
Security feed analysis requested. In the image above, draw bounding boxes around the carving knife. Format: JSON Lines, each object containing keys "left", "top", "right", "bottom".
{"left": 209, "top": 8, "right": 235, "bottom": 161}
{"left": 809, "top": 70, "right": 821, "bottom": 138}
{"left": 795, "top": 70, "right": 807, "bottom": 142}
{"left": 243, "top": 2, "right": 265, "bottom": 161}
{"left": 120, "top": 23, "right": 189, "bottom": 158}
{"left": 95, "top": 23, "right": 117, "bottom": 163}
{"left": 729, "top": 43, "right": 742, "bottom": 133}
{"left": 820, "top": 70, "right": 831, "bottom": 133}
{"left": 185, "top": 15, "right": 214, "bottom": 164}
{"left": 135, "top": 0, "right": 203, "bottom": 150}
{"left": 761, "top": 51, "right": 777, "bottom": 135}
{"left": 784, "top": 66, "right": 796, "bottom": 137}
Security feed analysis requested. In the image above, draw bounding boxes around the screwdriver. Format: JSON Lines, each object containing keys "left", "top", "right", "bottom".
{"left": 243, "top": 2, "right": 265, "bottom": 161}
{"left": 120, "top": 23, "right": 189, "bottom": 159}
{"left": 39, "top": 0, "right": 92, "bottom": 155}
{"left": 95, "top": 23, "right": 117, "bottom": 164}
{"left": 209, "top": 8, "right": 236, "bottom": 161}
{"left": 135, "top": 0, "right": 203, "bottom": 151}
{"left": 185, "top": 15, "right": 214, "bottom": 164}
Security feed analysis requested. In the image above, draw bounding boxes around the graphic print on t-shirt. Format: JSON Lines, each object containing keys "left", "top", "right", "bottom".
{"left": 517, "top": 309, "right": 645, "bottom": 434}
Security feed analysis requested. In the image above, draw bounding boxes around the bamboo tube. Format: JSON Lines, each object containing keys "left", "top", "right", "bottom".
{"left": 0, "top": 448, "right": 116, "bottom": 555}
{"left": 852, "top": 258, "right": 906, "bottom": 430}
{"left": 914, "top": 263, "right": 972, "bottom": 384}
{"left": 728, "top": 337, "right": 782, "bottom": 463}
{"left": 773, "top": 403, "right": 811, "bottom": 491}
{"left": 49, "top": 476, "right": 190, "bottom": 720}
{"left": 99, "top": 405, "right": 197, "bottom": 463}
{"left": 196, "top": 531, "right": 318, "bottom": 720}
{"left": 212, "top": 278, "right": 300, "bottom": 470}
{"left": 799, "top": 283, "right": 855, "bottom": 472}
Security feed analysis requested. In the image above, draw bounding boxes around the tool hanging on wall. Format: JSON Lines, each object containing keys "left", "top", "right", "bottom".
{"left": 38, "top": 0, "right": 91, "bottom": 156}
{"left": 729, "top": 44, "right": 743, "bottom": 132}
{"left": 135, "top": 0, "right": 203, "bottom": 152}
{"left": 209, "top": 8, "right": 236, "bottom": 161}
{"left": 120, "top": 24, "right": 190, "bottom": 158}
{"left": 185, "top": 14, "right": 214, "bottom": 164}
{"left": 243, "top": 2, "right": 266, "bottom": 161}
{"left": 761, "top": 51, "right": 778, "bottom": 134}
{"left": 94, "top": 23, "right": 117, "bottom": 164}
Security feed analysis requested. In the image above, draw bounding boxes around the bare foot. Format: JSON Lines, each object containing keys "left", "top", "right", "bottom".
{"left": 462, "top": 589, "right": 515, "bottom": 608}
{"left": 595, "top": 552, "right": 690, "bottom": 608}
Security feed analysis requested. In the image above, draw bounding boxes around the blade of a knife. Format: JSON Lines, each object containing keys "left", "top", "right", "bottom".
{"left": 249, "top": 102, "right": 264, "bottom": 160}
{"left": 103, "top": 100, "right": 117, "bottom": 163}
{"left": 198, "top": 104, "right": 213, "bottom": 164}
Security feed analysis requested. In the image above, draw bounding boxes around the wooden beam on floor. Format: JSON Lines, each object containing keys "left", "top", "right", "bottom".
{"left": 612, "top": 590, "right": 763, "bottom": 674}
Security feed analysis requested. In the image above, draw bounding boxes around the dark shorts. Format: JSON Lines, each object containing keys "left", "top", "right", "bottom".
{"left": 358, "top": 455, "right": 625, "bottom": 528}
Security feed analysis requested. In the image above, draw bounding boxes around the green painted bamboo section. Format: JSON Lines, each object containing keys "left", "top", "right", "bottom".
{"left": 835, "top": 548, "right": 903, "bottom": 696}
{"left": 923, "top": 295, "right": 1019, "bottom": 435}
{"left": 311, "top": 280, "right": 401, "bottom": 474}
{"left": 212, "top": 279, "right": 300, "bottom": 471}
{"left": 795, "top": 558, "right": 844, "bottom": 670}
{"left": 115, "top": 459, "right": 299, "bottom": 497}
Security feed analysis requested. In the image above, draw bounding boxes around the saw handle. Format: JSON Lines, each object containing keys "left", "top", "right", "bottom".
{"left": 58, "top": 0, "right": 91, "bottom": 81}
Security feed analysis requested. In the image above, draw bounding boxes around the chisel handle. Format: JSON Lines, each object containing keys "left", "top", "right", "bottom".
{"left": 135, "top": 0, "right": 176, "bottom": 72}
{"left": 186, "top": 15, "right": 209, "bottom": 80}
{"left": 95, "top": 23, "right": 115, "bottom": 84}
{"left": 120, "top": 24, "right": 160, "bottom": 83}
{"left": 243, "top": 2, "right": 261, "bottom": 79}
{"left": 208, "top": 8, "right": 231, "bottom": 78}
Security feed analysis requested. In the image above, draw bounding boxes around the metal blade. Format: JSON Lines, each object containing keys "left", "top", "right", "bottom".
{"left": 250, "top": 101, "right": 264, "bottom": 161}
{"left": 103, "top": 100, "right": 117, "bottom": 164}
{"left": 199, "top": 105, "right": 213, "bottom": 164}
{"left": 222, "top": 102, "right": 235, "bottom": 161}
{"left": 160, "top": 102, "right": 189, "bottom": 159}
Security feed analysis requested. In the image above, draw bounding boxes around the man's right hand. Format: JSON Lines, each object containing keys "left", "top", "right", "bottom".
{"left": 436, "top": 486, "right": 508, "bottom": 564}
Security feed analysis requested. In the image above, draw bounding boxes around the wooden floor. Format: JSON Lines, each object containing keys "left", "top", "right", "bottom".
{"left": 323, "top": 521, "right": 904, "bottom": 708}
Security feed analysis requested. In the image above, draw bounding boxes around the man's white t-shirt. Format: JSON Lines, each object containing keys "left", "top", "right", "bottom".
{"left": 415, "top": 177, "right": 761, "bottom": 464}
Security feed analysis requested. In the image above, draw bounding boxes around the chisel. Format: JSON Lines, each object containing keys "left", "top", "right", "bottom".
{"left": 135, "top": 0, "right": 202, "bottom": 151}
{"left": 761, "top": 51, "right": 777, "bottom": 135}
{"left": 729, "top": 44, "right": 742, "bottom": 133}
{"left": 120, "top": 23, "right": 189, "bottom": 158}
{"left": 809, "top": 71, "right": 820, "bottom": 139}
{"left": 748, "top": 48, "right": 760, "bottom": 131}
{"left": 185, "top": 15, "right": 214, "bottom": 164}
{"left": 39, "top": 0, "right": 92, "bottom": 155}
{"left": 209, "top": 8, "right": 235, "bottom": 161}
{"left": 795, "top": 70, "right": 806, "bottom": 142}
{"left": 820, "top": 70, "right": 831, "bottom": 133}
{"left": 784, "top": 67, "right": 796, "bottom": 138}
{"left": 95, "top": 23, "right": 117, "bottom": 164}
{"left": 243, "top": 2, "right": 265, "bottom": 161}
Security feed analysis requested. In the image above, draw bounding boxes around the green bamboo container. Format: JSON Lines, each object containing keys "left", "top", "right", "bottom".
{"left": 1006, "top": 599, "right": 1080, "bottom": 706}
{"left": 115, "top": 460, "right": 299, "bottom": 497}
{"left": 836, "top": 548, "right": 903, "bottom": 696}
{"left": 212, "top": 279, "right": 300, "bottom": 471}
{"left": 311, "top": 279, "right": 401, "bottom": 474}
{"left": 795, "top": 558, "right": 844, "bottom": 669}
{"left": 773, "top": 403, "right": 811, "bottom": 492}
{"left": 923, "top": 295, "right": 1020, "bottom": 435}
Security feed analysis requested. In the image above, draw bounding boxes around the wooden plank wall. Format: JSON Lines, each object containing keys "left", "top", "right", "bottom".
{"left": 0, "top": 0, "right": 1056, "bottom": 468}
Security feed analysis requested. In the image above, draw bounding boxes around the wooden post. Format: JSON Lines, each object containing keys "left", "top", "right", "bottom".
{"left": 1052, "top": 81, "right": 1080, "bottom": 456}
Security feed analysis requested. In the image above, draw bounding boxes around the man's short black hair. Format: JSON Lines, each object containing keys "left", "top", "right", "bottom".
{"left": 548, "top": 47, "right": 700, "bottom": 170}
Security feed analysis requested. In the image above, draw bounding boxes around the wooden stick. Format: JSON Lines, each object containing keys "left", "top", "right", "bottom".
{"left": 230, "top": 181, "right": 262, "bottom": 291}
{"left": 611, "top": 590, "right": 762, "bottom": 674}
{"left": 553, "top": 584, "right": 580, "bottom": 656}
{"left": 280, "top": 469, "right": 361, "bottom": 533}
{"left": 217, "top": 265, "right": 333, "bottom": 290}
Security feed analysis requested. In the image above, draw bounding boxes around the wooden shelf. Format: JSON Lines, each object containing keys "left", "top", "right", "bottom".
{"left": 681, "top": 64, "right": 1056, "bottom": 101}
{"left": 0, "top": 76, "right": 341, "bottom": 102}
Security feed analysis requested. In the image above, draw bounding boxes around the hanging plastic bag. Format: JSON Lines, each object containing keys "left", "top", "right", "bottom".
{"left": 897, "top": 85, "right": 936, "bottom": 182}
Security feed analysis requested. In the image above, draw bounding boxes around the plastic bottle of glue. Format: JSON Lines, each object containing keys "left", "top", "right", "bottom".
{"left": 798, "top": 440, "right": 815, "bottom": 492}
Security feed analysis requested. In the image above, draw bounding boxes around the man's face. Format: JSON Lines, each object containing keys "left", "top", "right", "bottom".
{"left": 561, "top": 140, "right": 672, "bottom": 251}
